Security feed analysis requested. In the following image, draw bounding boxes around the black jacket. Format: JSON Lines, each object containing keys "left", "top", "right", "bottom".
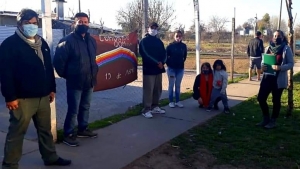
{"left": 0, "top": 33, "right": 56, "bottom": 102}
{"left": 247, "top": 37, "right": 264, "bottom": 58}
{"left": 139, "top": 34, "right": 167, "bottom": 75}
{"left": 53, "top": 32, "right": 98, "bottom": 90}
{"left": 166, "top": 41, "right": 187, "bottom": 69}
{"left": 192, "top": 74, "right": 201, "bottom": 100}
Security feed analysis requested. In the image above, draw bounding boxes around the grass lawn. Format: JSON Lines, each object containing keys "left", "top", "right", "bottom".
{"left": 169, "top": 73, "right": 300, "bottom": 168}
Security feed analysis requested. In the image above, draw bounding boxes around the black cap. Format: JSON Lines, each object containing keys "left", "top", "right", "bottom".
{"left": 149, "top": 22, "right": 158, "bottom": 28}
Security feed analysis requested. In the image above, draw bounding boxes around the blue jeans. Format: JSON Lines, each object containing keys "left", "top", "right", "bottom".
{"left": 208, "top": 87, "right": 229, "bottom": 109}
{"left": 64, "top": 88, "right": 93, "bottom": 136}
{"left": 167, "top": 68, "right": 184, "bottom": 102}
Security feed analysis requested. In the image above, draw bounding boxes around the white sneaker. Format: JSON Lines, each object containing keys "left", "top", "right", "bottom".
{"left": 142, "top": 110, "right": 153, "bottom": 118}
{"left": 169, "top": 102, "right": 175, "bottom": 108}
{"left": 152, "top": 107, "right": 166, "bottom": 114}
{"left": 175, "top": 102, "right": 184, "bottom": 108}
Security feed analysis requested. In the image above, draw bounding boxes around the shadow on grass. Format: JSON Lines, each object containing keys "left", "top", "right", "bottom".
{"left": 171, "top": 74, "right": 300, "bottom": 169}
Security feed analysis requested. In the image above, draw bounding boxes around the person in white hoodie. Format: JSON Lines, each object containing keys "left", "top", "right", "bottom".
{"left": 206, "top": 60, "right": 230, "bottom": 113}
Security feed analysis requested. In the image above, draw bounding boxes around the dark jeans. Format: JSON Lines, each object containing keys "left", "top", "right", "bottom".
{"left": 2, "top": 96, "right": 58, "bottom": 169}
{"left": 257, "top": 75, "right": 284, "bottom": 119}
{"left": 208, "top": 88, "right": 229, "bottom": 109}
{"left": 63, "top": 88, "right": 93, "bottom": 136}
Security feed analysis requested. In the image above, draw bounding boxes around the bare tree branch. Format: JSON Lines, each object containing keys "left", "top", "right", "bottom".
{"left": 115, "top": 0, "right": 176, "bottom": 37}
{"left": 207, "top": 15, "right": 229, "bottom": 43}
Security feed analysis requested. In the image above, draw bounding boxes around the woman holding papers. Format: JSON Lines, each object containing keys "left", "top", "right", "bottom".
{"left": 256, "top": 30, "right": 294, "bottom": 129}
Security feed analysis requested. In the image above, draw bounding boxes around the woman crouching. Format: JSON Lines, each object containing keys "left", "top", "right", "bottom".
{"left": 193, "top": 62, "right": 221, "bottom": 109}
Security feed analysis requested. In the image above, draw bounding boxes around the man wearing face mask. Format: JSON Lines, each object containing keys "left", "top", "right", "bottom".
{"left": 53, "top": 12, "right": 98, "bottom": 146}
{"left": 139, "top": 22, "right": 167, "bottom": 118}
{"left": 0, "top": 8, "right": 71, "bottom": 168}
{"left": 256, "top": 30, "right": 294, "bottom": 129}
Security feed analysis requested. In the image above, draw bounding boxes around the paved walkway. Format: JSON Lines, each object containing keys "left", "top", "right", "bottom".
{"left": 0, "top": 62, "right": 299, "bottom": 169}
{"left": 0, "top": 69, "right": 242, "bottom": 140}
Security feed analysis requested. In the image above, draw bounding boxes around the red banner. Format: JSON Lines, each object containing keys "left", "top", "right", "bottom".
{"left": 92, "top": 32, "right": 138, "bottom": 91}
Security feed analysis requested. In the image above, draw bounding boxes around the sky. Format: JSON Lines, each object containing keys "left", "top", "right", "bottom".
{"left": 0, "top": 0, "right": 299, "bottom": 30}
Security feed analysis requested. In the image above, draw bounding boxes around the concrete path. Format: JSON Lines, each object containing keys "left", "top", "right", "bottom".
{"left": 0, "top": 62, "right": 299, "bottom": 169}
{"left": 0, "top": 69, "right": 242, "bottom": 141}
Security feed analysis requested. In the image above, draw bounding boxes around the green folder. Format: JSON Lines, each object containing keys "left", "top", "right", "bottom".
{"left": 262, "top": 54, "right": 276, "bottom": 75}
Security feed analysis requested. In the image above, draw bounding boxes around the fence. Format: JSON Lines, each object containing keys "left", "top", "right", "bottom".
{"left": 0, "top": 26, "right": 197, "bottom": 133}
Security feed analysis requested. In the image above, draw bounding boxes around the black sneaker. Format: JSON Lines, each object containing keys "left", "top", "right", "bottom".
{"left": 199, "top": 104, "right": 203, "bottom": 108}
{"left": 63, "top": 134, "right": 79, "bottom": 147}
{"left": 44, "top": 157, "right": 72, "bottom": 166}
{"left": 214, "top": 104, "right": 219, "bottom": 110}
{"left": 77, "top": 129, "right": 98, "bottom": 138}
{"left": 264, "top": 119, "right": 276, "bottom": 129}
{"left": 256, "top": 116, "right": 270, "bottom": 127}
{"left": 223, "top": 107, "right": 230, "bottom": 114}
{"left": 206, "top": 107, "right": 212, "bottom": 112}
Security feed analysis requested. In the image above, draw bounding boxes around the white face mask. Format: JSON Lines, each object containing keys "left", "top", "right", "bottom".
{"left": 175, "top": 37, "right": 182, "bottom": 42}
{"left": 148, "top": 28, "right": 158, "bottom": 36}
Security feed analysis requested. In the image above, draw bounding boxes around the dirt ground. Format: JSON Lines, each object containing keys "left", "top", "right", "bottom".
{"left": 123, "top": 143, "right": 247, "bottom": 169}
{"left": 184, "top": 57, "right": 249, "bottom": 74}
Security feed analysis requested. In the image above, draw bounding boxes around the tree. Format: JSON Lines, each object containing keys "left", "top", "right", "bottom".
{"left": 257, "top": 20, "right": 267, "bottom": 32}
{"left": 262, "top": 13, "right": 271, "bottom": 25}
{"left": 236, "top": 25, "right": 243, "bottom": 32}
{"left": 256, "top": 13, "right": 271, "bottom": 32}
{"left": 186, "top": 21, "right": 207, "bottom": 41}
{"left": 269, "top": 15, "right": 288, "bottom": 33}
{"left": 99, "top": 18, "right": 105, "bottom": 34}
{"left": 189, "top": 20, "right": 206, "bottom": 33}
{"left": 174, "top": 23, "right": 185, "bottom": 34}
{"left": 286, "top": 0, "right": 294, "bottom": 116}
{"left": 295, "top": 23, "right": 300, "bottom": 38}
{"left": 247, "top": 18, "right": 256, "bottom": 27}
{"left": 68, "top": 7, "right": 75, "bottom": 19}
{"left": 242, "top": 22, "right": 253, "bottom": 30}
{"left": 115, "top": 0, "right": 175, "bottom": 37}
{"left": 207, "top": 15, "right": 229, "bottom": 43}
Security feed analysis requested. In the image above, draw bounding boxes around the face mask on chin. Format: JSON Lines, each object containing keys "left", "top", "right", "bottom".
{"left": 148, "top": 28, "right": 158, "bottom": 36}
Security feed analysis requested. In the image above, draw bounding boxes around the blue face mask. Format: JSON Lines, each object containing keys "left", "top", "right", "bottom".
{"left": 23, "top": 24, "right": 38, "bottom": 37}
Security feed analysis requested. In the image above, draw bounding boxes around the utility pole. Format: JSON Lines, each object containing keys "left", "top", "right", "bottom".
{"left": 142, "top": 0, "right": 149, "bottom": 38}
{"left": 278, "top": 0, "right": 283, "bottom": 29}
{"left": 285, "top": 0, "right": 294, "bottom": 116}
{"left": 254, "top": 13, "right": 257, "bottom": 38}
{"left": 193, "top": 0, "right": 201, "bottom": 74}
{"left": 78, "top": 0, "right": 81, "bottom": 12}
{"left": 230, "top": 8, "right": 236, "bottom": 82}
{"left": 41, "top": 0, "right": 57, "bottom": 142}
{"left": 293, "top": 13, "right": 297, "bottom": 55}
